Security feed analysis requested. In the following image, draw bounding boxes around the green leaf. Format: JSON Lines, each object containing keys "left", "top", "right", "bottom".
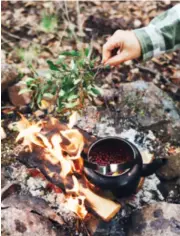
{"left": 43, "top": 93, "right": 54, "bottom": 99}
{"left": 41, "top": 84, "right": 50, "bottom": 93}
{"left": 70, "top": 59, "right": 77, "bottom": 71}
{"left": 84, "top": 47, "right": 92, "bottom": 58}
{"left": 37, "top": 93, "right": 43, "bottom": 104}
{"left": 58, "top": 55, "right": 66, "bottom": 60}
{"left": 25, "top": 77, "right": 36, "bottom": 83}
{"left": 29, "top": 84, "right": 37, "bottom": 89}
{"left": 51, "top": 84, "right": 57, "bottom": 94}
{"left": 25, "top": 78, "right": 37, "bottom": 87}
{"left": 91, "top": 87, "right": 101, "bottom": 95}
{"left": 18, "top": 88, "right": 32, "bottom": 95}
{"left": 74, "top": 78, "right": 81, "bottom": 85}
{"left": 47, "top": 60, "right": 59, "bottom": 71}
{"left": 60, "top": 50, "right": 80, "bottom": 57}
{"left": 67, "top": 94, "right": 78, "bottom": 101}
{"left": 84, "top": 47, "right": 90, "bottom": 57}
{"left": 47, "top": 79, "right": 53, "bottom": 85}
{"left": 59, "top": 90, "right": 65, "bottom": 97}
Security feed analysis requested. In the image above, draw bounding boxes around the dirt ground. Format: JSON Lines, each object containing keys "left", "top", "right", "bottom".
{"left": 1, "top": 1, "right": 180, "bottom": 236}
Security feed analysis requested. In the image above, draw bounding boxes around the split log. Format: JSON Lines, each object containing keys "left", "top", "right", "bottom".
{"left": 80, "top": 185, "right": 121, "bottom": 221}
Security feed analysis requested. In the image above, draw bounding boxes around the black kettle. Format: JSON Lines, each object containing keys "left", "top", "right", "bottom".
{"left": 83, "top": 137, "right": 167, "bottom": 197}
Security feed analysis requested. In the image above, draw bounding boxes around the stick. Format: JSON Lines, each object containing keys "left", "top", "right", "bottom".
{"left": 80, "top": 185, "right": 121, "bottom": 221}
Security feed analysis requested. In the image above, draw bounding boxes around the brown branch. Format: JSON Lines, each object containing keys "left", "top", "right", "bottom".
{"left": 2, "top": 28, "right": 31, "bottom": 42}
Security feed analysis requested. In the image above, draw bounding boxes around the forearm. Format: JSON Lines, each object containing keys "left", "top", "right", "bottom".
{"left": 133, "top": 4, "right": 180, "bottom": 61}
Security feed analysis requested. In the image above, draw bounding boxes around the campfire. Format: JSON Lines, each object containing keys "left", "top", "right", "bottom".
{"left": 16, "top": 113, "right": 121, "bottom": 221}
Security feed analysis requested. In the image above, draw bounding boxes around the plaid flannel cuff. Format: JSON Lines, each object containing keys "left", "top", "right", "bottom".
{"left": 134, "top": 26, "right": 166, "bottom": 61}
{"left": 133, "top": 27, "right": 153, "bottom": 61}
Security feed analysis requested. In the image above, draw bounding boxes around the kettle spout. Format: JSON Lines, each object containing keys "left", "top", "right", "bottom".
{"left": 141, "top": 158, "right": 167, "bottom": 177}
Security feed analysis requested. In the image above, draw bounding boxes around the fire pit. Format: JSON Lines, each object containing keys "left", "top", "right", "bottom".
{"left": 14, "top": 113, "right": 166, "bottom": 223}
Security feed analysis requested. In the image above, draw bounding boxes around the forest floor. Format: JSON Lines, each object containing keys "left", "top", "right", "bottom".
{"left": 1, "top": 1, "right": 180, "bottom": 236}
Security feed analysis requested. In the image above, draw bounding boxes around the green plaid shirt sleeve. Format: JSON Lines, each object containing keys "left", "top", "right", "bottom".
{"left": 133, "top": 4, "right": 180, "bottom": 61}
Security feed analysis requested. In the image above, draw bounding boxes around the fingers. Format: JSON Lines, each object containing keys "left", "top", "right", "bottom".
{"left": 102, "top": 42, "right": 114, "bottom": 64}
{"left": 102, "top": 30, "right": 124, "bottom": 64}
{"left": 102, "top": 37, "right": 120, "bottom": 64}
{"left": 105, "top": 52, "right": 127, "bottom": 66}
{"left": 102, "top": 44, "right": 111, "bottom": 64}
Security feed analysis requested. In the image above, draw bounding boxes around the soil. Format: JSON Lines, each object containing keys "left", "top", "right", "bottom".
{"left": 1, "top": 1, "right": 180, "bottom": 236}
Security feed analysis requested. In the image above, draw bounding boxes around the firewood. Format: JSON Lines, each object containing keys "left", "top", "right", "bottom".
{"left": 80, "top": 185, "right": 121, "bottom": 221}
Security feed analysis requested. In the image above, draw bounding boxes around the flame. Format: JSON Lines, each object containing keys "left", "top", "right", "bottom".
{"left": 61, "top": 129, "right": 84, "bottom": 159}
{"left": 68, "top": 111, "right": 79, "bottom": 129}
{"left": 66, "top": 195, "right": 87, "bottom": 219}
{"left": 66, "top": 176, "right": 88, "bottom": 219}
{"left": 16, "top": 113, "right": 87, "bottom": 219}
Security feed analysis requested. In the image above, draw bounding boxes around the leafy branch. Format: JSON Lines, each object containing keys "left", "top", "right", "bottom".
{"left": 20, "top": 48, "right": 104, "bottom": 114}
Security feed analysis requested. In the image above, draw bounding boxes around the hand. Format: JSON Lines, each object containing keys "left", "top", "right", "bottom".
{"left": 102, "top": 30, "right": 142, "bottom": 66}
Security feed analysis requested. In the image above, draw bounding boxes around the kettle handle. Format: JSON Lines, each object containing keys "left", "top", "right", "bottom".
{"left": 141, "top": 158, "right": 167, "bottom": 177}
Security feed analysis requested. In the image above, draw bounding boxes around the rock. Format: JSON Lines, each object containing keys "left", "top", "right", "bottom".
{"left": 128, "top": 202, "right": 180, "bottom": 236}
{"left": 1, "top": 207, "right": 64, "bottom": 236}
{"left": 156, "top": 153, "right": 180, "bottom": 180}
{"left": 167, "top": 121, "right": 180, "bottom": 145}
{"left": 8, "top": 81, "right": 32, "bottom": 106}
{"left": 157, "top": 178, "right": 180, "bottom": 204}
{"left": 1, "top": 183, "right": 21, "bottom": 201}
{"left": 117, "top": 81, "right": 180, "bottom": 128}
{"left": 2, "top": 194, "right": 64, "bottom": 225}
{"left": 102, "top": 88, "right": 117, "bottom": 100}
{"left": 77, "top": 106, "right": 100, "bottom": 133}
{"left": 1, "top": 184, "right": 66, "bottom": 236}
{"left": 1, "top": 63, "right": 18, "bottom": 93}
{"left": 1, "top": 127, "right": 7, "bottom": 140}
{"left": 1, "top": 167, "right": 10, "bottom": 189}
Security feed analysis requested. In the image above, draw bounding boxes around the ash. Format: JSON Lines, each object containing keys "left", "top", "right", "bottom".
{"left": 128, "top": 174, "right": 164, "bottom": 208}
{"left": 5, "top": 163, "right": 76, "bottom": 224}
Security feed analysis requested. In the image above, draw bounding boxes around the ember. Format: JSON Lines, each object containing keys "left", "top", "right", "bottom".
{"left": 16, "top": 113, "right": 121, "bottom": 221}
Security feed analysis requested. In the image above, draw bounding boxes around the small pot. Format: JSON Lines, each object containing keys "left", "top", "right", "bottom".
{"left": 84, "top": 137, "right": 166, "bottom": 197}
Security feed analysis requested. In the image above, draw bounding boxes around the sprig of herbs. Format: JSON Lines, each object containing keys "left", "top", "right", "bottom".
{"left": 20, "top": 48, "right": 105, "bottom": 114}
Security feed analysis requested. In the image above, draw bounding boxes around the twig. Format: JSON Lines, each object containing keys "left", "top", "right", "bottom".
{"left": 62, "top": 0, "right": 78, "bottom": 42}
{"left": 137, "top": 64, "right": 180, "bottom": 95}
{"left": 1, "top": 35, "right": 13, "bottom": 47}
{"left": 2, "top": 28, "right": 31, "bottom": 42}
{"left": 58, "top": 24, "right": 68, "bottom": 47}
{"left": 64, "top": 0, "right": 71, "bottom": 23}
{"left": 76, "top": 0, "right": 83, "bottom": 35}
{"left": 137, "top": 64, "right": 175, "bottom": 85}
{"left": 136, "top": 65, "right": 156, "bottom": 75}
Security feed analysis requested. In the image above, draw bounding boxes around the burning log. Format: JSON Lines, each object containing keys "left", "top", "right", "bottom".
{"left": 80, "top": 185, "right": 121, "bottom": 221}
{"left": 18, "top": 151, "right": 121, "bottom": 221}
{"left": 16, "top": 114, "right": 121, "bottom": 221}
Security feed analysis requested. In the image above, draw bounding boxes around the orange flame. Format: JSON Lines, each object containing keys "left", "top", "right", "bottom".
{"left": 16, "top": 113, "right": 88, "bottom": 219}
